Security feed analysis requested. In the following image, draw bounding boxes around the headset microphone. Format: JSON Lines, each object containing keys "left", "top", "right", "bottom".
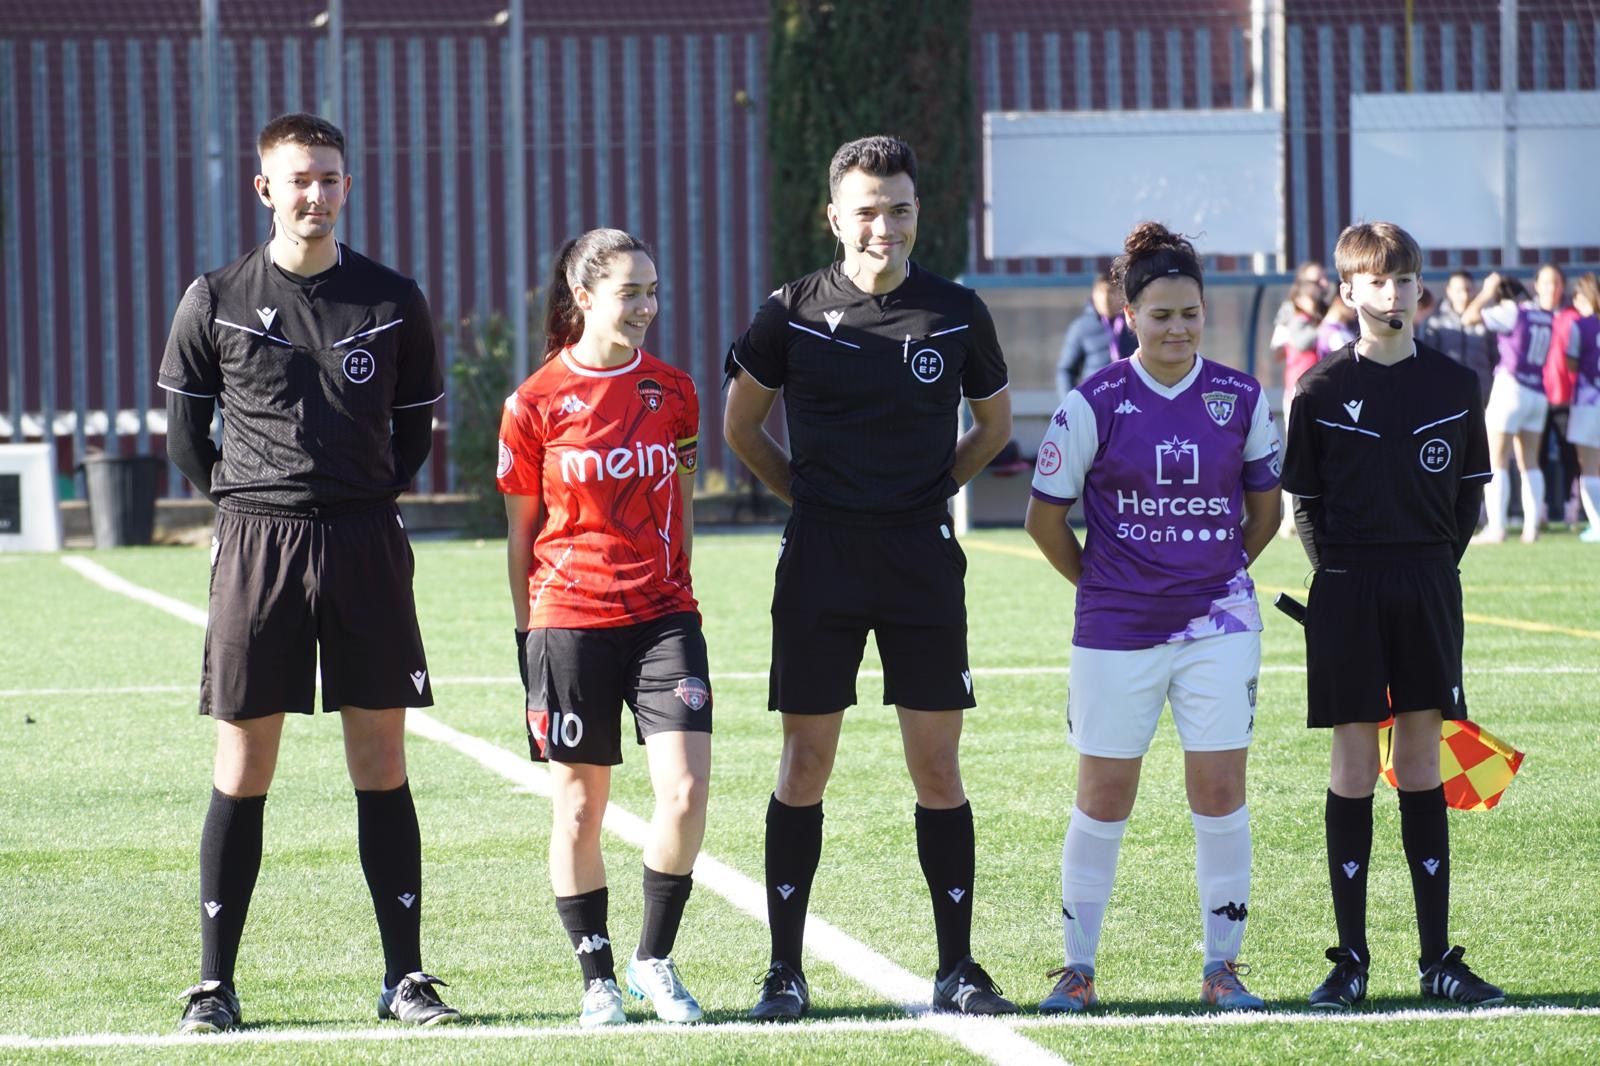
{"left": 1387, "top": 315, "right": 1403, "bottom": 330}
{"left": 1363, "top": 305, "right": 1404, "bottom": 330}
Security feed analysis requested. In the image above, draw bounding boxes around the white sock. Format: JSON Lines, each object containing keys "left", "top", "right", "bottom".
{"left": 1521, "top": 469, "right": 1545, "bottom": 534}
{"left": 1581, "top": 476, "right": 1600, "bottom": 530}
{"left": 1193, "top": 805, "right": 1252, "bottom": 966}
{"left": 1061, "top": 807, "right": 1127, "bottom": 970}
{"left": 1485, "top": 470, "right": 1509, "bottom": 533}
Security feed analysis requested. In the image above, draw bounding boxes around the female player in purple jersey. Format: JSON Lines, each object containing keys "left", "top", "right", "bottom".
{"left": 1566, "top": 273, "right": 1600, "bottom": 541}
{"left": 1463, "top": 274, "right": 1555, "bottom": 542}
{"left": 1025, "top": 222, "right": 1281, "bottom": 1014}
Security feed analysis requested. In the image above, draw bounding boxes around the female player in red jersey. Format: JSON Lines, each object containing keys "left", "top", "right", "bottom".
{"left": 498, "top": 229, "right": 711, "bottom": 1027}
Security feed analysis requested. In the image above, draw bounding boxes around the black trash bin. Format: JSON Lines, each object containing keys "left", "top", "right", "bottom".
{"left": 81, "top": 454, "right": 165, "bottom": 548}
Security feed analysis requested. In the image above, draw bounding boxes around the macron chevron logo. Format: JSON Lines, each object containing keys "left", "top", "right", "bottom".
{"left": 1344, "top": 399, "right": 1365, "bottom": 424}
{"left": 961, "top": 670, "right": 972, "bottom": 694}
{"left": 204, "top": 900, "right": 222, "bottom": 918}
{"left": 1342, "top": 861, "right": 1361, "bottom": 879}
{"left": 776, "top": 884, "right": 796, "bottom": 901}
{"left": 1423, "top": 858, "right": 1441, "bottom": 876}
{"left": 410, "top": 670, "right": 427, "bottom": 694}
{"left": 398, "top": 892, "right": 417, "bottom": 909}
{"left": 255, "top": 306, "right": 278, "bottom": 331}
{"left": 947, "top": 887, "right": 966, "bottom": 903}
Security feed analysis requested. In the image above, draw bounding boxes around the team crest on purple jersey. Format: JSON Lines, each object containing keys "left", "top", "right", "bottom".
{"left": 1202, "top": 391, "right": 1237, "bottom": 426}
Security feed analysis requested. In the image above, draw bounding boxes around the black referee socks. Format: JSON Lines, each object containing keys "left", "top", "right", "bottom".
{"left": 1399, "top": 785, "right": 1451, "bottom": 965}
{"left": 355, "top": 780, "right": 424, "bottom": 987}
{"left": 765, "top": 794, "right": 824, "bottom": 970}
{"left": 1324, "top": 789, "right": 1373, "bottom": 964}
{"left": 198, "top": 788, "right": 266, "bottom": 987}
{"left": 916, "top": 801, "right": 975, "bottom": 979}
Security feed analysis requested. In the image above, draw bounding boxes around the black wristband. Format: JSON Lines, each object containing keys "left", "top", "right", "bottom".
{"left": 515, "top": 629, "right": 530, "bottom": 693}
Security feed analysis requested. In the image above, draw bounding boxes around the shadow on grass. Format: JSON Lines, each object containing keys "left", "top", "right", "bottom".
{"left": 1019, "top": 991, "right": 1600, "bottom": 1018}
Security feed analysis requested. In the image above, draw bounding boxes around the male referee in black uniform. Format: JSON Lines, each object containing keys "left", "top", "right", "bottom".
{"left": 1282, "top": 221, "right": 1505, "bottom": 1008}
{"left": 160, "top": 113, "right": 457, "bottom": 1032}
{"left": 724, "top": 135, "right": 1016, "bottom": 1019}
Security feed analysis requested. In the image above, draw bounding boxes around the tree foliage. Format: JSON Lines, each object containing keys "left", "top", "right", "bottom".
{"left": 766, "top": 0, "right": 975, "bottom": 283}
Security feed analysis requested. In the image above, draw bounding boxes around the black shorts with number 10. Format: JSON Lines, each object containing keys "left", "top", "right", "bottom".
{"left": 769, "top": 504, "right": 975, "bottom": 715}
{"left": 523, "top": 611, "right": 712, "bottom": 765}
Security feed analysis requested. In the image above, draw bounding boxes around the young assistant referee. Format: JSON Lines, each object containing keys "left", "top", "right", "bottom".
{"left": 1281, "top": 221, "right": 1504, "bottom": 1008}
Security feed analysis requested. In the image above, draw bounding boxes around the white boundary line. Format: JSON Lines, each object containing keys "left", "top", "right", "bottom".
{"left": 58, "top": 556, "right": 1066, "bottom": 1066}
{"left": 6, "top": 1003, "right": 1597, "bottom": 1051}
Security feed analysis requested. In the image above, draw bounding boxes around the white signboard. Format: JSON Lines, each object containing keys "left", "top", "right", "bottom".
{"left": 0, "top": 443, "right": 63, "bottom": 552}
{"left": 983, "top": 109, "right": 1284, "bottom": 259}
{"left": 1351, "top": 92, "right": 1600, "bottom": 249}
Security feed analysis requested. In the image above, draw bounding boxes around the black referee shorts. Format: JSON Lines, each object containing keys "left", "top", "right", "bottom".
{"left": 524, "top": 612, "right": 712, "bottom": 766}
{"left": 769, "top": 505, "right": 974, "bottom": 715}
{"left": 200, "top": 501, "right": 432, "bottom": 720}
{"left": 1304, "top": 554, "right": 1468, "bottom": 728}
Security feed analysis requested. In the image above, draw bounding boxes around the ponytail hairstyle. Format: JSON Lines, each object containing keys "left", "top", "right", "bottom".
{"left": 1494, "top": 275, "right": 1530, "bottom": 305}
{"left": 1111, "top": 221, "right": 1204, "bottom": 306}
{"left": 542, "top": 228, "right": 654, "bottom": 360}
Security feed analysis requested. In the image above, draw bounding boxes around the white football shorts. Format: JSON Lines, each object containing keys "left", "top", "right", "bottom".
{"left": 1065, "top": 630, "right": 1261, "bottom": 758}
{"left": 1485, "top": 373, "right": 1549, "bottom": 435}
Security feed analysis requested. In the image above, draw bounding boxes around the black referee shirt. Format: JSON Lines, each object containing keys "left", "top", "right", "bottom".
{"left": 158, "top": 243, "right": 443, "bottom": 512}
{"left": 1281, "top": 340, "right": 1490, "bottom": 559}
{"left": 726, "top": 261, "right": 1009, "bottom": 515}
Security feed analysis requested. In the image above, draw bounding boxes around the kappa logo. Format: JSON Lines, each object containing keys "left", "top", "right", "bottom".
{"left": 255, "top": 306, "right": 278, "bottom": 331}
{"left": 1053, "top": 408, "right": 1070, "bottom": 428}
{"left": 776, "top": 884, "right": 796, "bottom": 901}
{"left": 1211, "top": 901, "right": 1249, "bottom": 922}
{"left": 343, "top": 348, "right": 376, "bottom": 384}
{"left": 961, "top": 670, "right": 972, "bottom": 694}
{"left": 559, "top": 394, "right": 589, "bottom": 415}
{"left": 409, "top": 670, "right": 428, "bottom": 694}
{"left": 496, "top": 440, "right": 513, "bottom": 478}
{"left": 1423, "top": 858, "right": 1441, "bottom": 876}
{"left": 1114, "top": 399, "right": 1142, "bottom": 414}
{"left": 204, "top": 901, "right": 223, "bottom": 918}
{"left": 1246, "top": 676, "right": 1258, "bottom": 709}
{"left": 823, "top": 309, "right": 844, "bottom": 333}
{"left": 1341, "top": 861, "right": 1361, "bottom": 879}
{"left": 947, "top": 887, "right": 966, "bottom": 903}
{"left": 575, "top": 934, "right": 611, "bottom": 955}
{"left": 1062, "top": 906, "right": 1075, "bottom": 921}
{"left": 1202, "top": 390, "right": 1238, "bottom": 426}
{"left": 398, "top": 892, "right": 417, "bottom": 909}
{"left": 674, "top": 677, "right": 710, "bottom": 711}
{"left": 1343, "top": 399, "right": 1365, "bottom": 424}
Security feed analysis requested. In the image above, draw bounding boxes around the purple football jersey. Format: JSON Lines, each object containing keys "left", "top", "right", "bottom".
{"left": 1573, "top": 316, "right": 1600, "bottom": 408}
{"left": 1485, "top": 303, "right": 1554, "bottom": 390}
{"left": 1032, "top": 355, "right": 1281, "bottom": 651}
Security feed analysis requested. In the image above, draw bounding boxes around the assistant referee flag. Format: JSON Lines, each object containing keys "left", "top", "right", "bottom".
{"left": 1378, "top": 718, "right": 1525, "bottom": 811}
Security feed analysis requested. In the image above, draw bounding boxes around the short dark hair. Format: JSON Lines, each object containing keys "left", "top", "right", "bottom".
{"left": 828, "top": 135, "right": 917, "bottom": 199}
{"left": 1448, "top": 269, "right": 1473, "bottom": 285}
{"left": 257, "top": 112, "right": 346, "bottom": 163}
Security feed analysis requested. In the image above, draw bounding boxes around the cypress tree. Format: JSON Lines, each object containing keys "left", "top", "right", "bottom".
{"left": 766, "top": 0, "right": 974, "bottom": 283}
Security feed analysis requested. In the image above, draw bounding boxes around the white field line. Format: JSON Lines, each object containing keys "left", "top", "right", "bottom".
{"left": 5, "top": 1004, "right": 1598, "bottom": 1052}
{"left": 7, "top": 664, "right": 1595, "bottom": 701}
{"left": 60, "top": 555, "right": 1066, "bottom": 1066}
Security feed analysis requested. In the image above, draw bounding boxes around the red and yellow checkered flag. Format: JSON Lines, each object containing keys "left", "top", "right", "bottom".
{"left": 1378, "top": 718, "right": 1525, "bottom": 811}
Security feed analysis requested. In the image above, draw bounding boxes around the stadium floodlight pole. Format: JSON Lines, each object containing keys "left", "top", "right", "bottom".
{"left": 508, "top": 0, "right": 529, "bottom": 384}
{"left": 1500, "top": 0, "right": 1519, "bottom": 268}
{"left": 200, "top": 0, "right": 223, "bottom": 268}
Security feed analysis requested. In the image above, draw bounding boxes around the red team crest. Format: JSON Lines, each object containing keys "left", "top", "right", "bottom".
{"left": 674, "top": 677, "right": 710, "bottom": 711}
{"left": 497, "top": 350, "right": 700, "bottom": 630}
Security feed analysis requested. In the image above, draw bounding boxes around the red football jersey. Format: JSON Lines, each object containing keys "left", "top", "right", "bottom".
{"left": 498, "top": 348, "right": 700, "bottom": 629}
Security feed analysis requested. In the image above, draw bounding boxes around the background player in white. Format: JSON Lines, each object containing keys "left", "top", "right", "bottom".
{"left": 1025, "top": 222, "right": 1281, "bottom": 1013}
{"left": 499, "top": 230, "right": 711, "bottom": 1027}
{"left": 1464, "top": 273, "right": 1554, "bottom": 542}
{"left": 1566, "top": 273, "right": 1600, "bottom": 541}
